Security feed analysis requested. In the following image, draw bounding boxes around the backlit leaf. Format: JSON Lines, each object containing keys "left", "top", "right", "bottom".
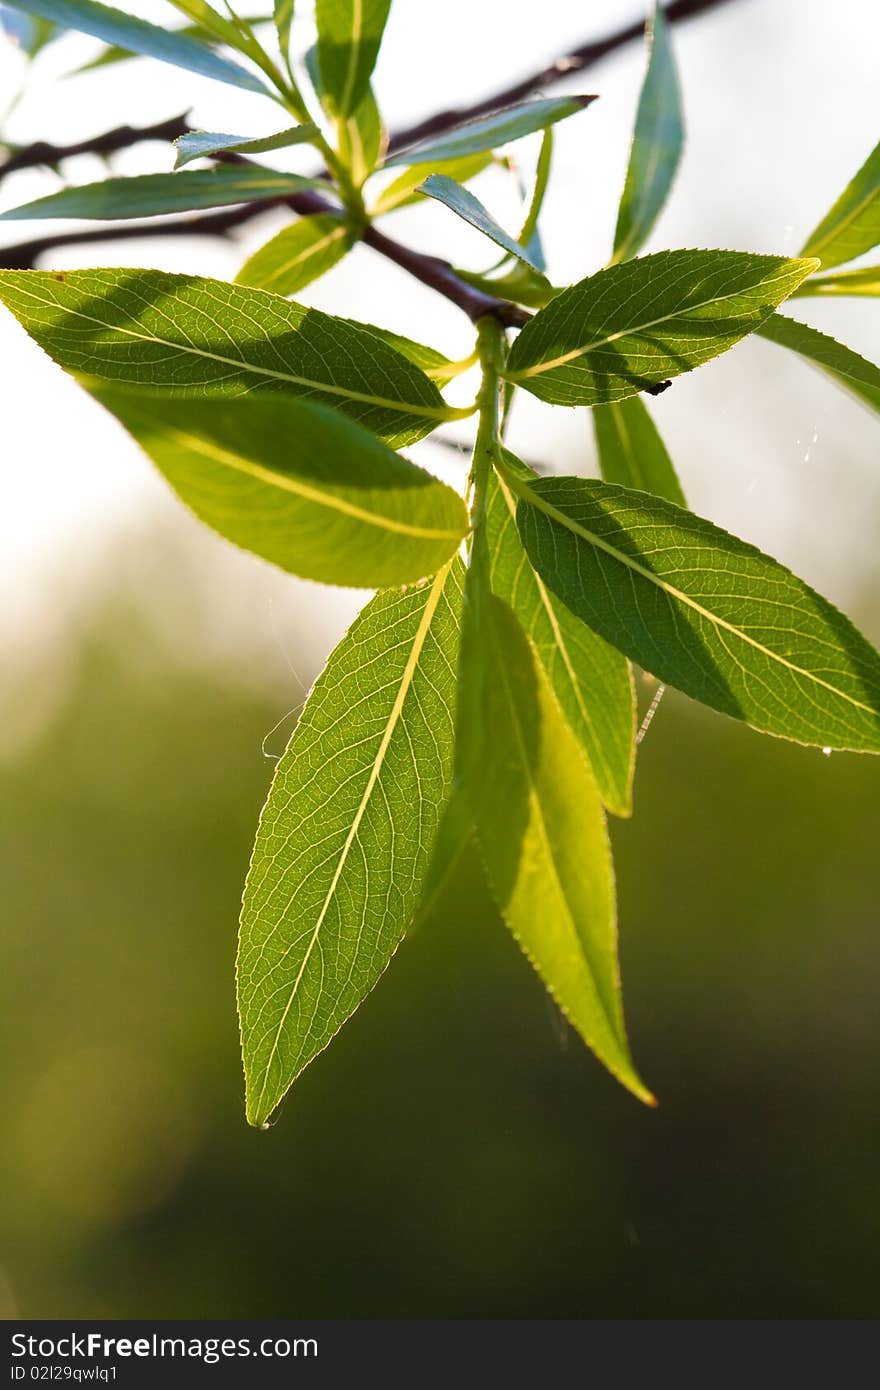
{"left": 791, "top": 266, "right": 880, "bottom": 298}
{"left": 88, "top": 385, "right": 469, "bottom": 586}
{"left": 505, "top": 250, "right": 817, "bottom": 406}
{"left": 314, "top": 0, "right": 390, "bottom": 117}
{"left": 165, "top": 0, "right": 252, "bottom": 54}
{"left": 592, "top": 395, "right": 686, "bottom": 506}
{"left": 454, "top": 260, "right": 558, "bottom": 309}
{"left": 384, "top": 95, "right": 595, "bottom": 168}
{"left": 611, "top": 1, "right": 683, "bottom": 263}
{"left": 414, "top": 788, "right": 471, "bottom": 928}
{"left": 357, "top": 324, "right": 459, "bottom": 384}
{"left": 513, "top": 471, "right": 880, "bottom": 753}
{"left": 235, "top": 215, "right": 355, "bottom": 295}
{"left": 370, "top": 152, "right": 492, "bottom": 214}
{"left": 515, "top": 126, "right": 553, "bottom": 271}
{"left": 338, "top": 84, "right": 386, "bottom": 185}
{"left": 0, "top": 268, "right": 465, "bottom": 447}
{"left": 274, "top": 0, "right": 293, "bottom": 58}
{"left": 418, "top": 173, "right": 541, "bottom": 270}
{"left": 0, "top": 168, "right": 326, "bottom": 220}
{"left": 487, "top": 458, "right": 635, "bottom": 816}
{"left": 457, "top": 552, "right": 651, "bottom": 1102}
{"left": 2, "top": 0, "right": 271, "bottom": 93}
{"left": 800, "top": 137, "right": 880, "bottom": 270}
{"left": 238, "top": 559, "right": 463, "bottom": 1126}
{"left": 757, "top": 312, "right": 880, "bottom": 418}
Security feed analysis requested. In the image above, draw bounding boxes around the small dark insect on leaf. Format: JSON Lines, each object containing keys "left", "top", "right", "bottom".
{"left": 643, "top": 379, "right": 672, "bottom": 396}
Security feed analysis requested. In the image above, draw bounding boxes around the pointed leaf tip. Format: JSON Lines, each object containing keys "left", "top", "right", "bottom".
{"left": 506, "top": 250, "right": 820, "bottom": 406}
{"left": 239, "top": 563, "right": 464, "bottom": 1125}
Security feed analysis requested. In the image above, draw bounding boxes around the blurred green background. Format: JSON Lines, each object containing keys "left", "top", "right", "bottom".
{"left": 2, "top": 534, "right": 878, "bottom": 1320}
{"left": 2, "top": 0, "right": 880, "bottom": 1323}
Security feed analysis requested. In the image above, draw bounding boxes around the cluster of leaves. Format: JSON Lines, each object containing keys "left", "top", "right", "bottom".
{"left": 1, "top": 1, "right": 879, "bottom": 1126}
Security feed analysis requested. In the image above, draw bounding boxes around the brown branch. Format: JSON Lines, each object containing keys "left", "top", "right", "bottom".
{"left": 0, "top": 0, "right": 740, "bottom": 323}
{"left": 361, "top": 224, "right": 530, "bottom": 326}
{"left": 0, "top": 113, "right": 191, "bottom": 179}
{"left": 0, "top": 201, "right": 272, "bottom": 268}
{"left": 386, "top": 0, "right": 738, "bottom": 153}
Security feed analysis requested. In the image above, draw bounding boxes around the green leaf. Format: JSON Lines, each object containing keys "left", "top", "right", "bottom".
{"left": 505, "top": 250, "right": 818, "bottom": 406}
{"left": 414, "top": 788, "right": 471, "bottom": 928}
{"left": 512, "top": 471, "right": 880, "bottom": 753}
{"left": 459, "top": 569, "right": 651, "bottom": 1104}
{"left": 87, "top": 385, "right": 469, "bottom": 586}
{"left": 303, "top": 39, "right": 324, "bottom": 103}
{"left": 173, "top": 124, "right": 319, "bottom": 168}
{"left": 274, "top": 0, "right": 293, "bottom": 58}
{"left": 488, "top": 459, "right": 635, "bottom": 816}
{"left": 592, "top": 395, "right": 686, "bottom": 507}
{"left": 67, "top": 16, "right": 264, "bottom": 73}
{"left": 756, "top": 313, "right": 880, "bottom": 417}
{"left": 338, "top": 85, "right": 386, "bottom": 186}
{"left": 0, "top": 168, "right": 326, "bottom": 221}
{"left": 238, "top": 559, "right": 463, "bottom": 1126}
{"left": 314, "top": 0, "right": 391, "bottom": 117}
{"left": 0, "top": 268, "right": 463, "bottom": 447}
{"left": 455, "top": 260, "right": 558, "bottom": 309}
{"left": 418, "top": 173, "right": 542, "bottom": 270}
{"left": 0, "top": 5, "right": 56, "bottom": 56}
{"left": 164, "top": 0, "right": 254, "bottom": 55}
{"left": 356, "top": 325, "right": 459, "bottom": 384}
{"left": 801, "top": 137, "right": 880, "bottom": 270}
{"left": 611, "top": 1, "right": 683, "bottom": 263}
{"left": 235, "top": 214, "right": 355, "bottom": 295}
{"left": 514, "top": 126, "right": 553, "bottom": 271}
{"left": 383, "top": 95, "right": 595, "bottom": 168}
{"left": 791, "top": 266, "right": 880, "bottom": 298}
{"left": 446, "top": 130, "right": 551, "bottom": 289}
{"left": 2, "top": 0, "right": 271, "bottom": 94}
{"left": 370, "top": 151, "right": 493, "bottom": 214}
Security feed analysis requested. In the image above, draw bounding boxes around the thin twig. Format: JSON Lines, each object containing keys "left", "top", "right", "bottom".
{"left": 0, "top": 200, "right": 268, "bottom": 268}
{"left": 362, "top": 223, "right": 530, "bottom": 326}
{"left": 0, "top": 0, "right": 740, "bottom": 321}
{"left": 0, "top": 112, "right": 191, "bottom": 179}
{"left": 386, "top": 0, "right": 737, "bottom": 153}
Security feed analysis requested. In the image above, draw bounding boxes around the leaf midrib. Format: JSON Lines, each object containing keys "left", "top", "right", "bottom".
{"left": 497, "top": 473, "right": 604, "bottom": 752}
{"left": 614, "top": 29, "right": 674, "bottom": 265}
{"left": 252, "top": 562, "right": 450, "bottom": 1119}
{"left": 758, "top": 315, "right": 880, "bottom": 391}
{"left": 260, "top": 224, "right": 349, "bottom": 286}
{"left": 507, "top": 263, "right": 807, "bottom": 381}
{"left": 486, "top": 609, "right": 628, "bottom": 1075}
{"left": 339, "top": 0, "right": 363, "bottom": 115}
{"left": 803, "top": 170, "right": 880, "bottom": 261}
{"left": 7, "top": 287, "right": 467, "bottom": 421}
{"left": 605, "top": 403, "right": 645, "bottom": 490}
{"left": 510, "top": 470, "right": 879, "bottom": 721}
{"left": 163, "top": 428, "right": 464, "bottom": 540}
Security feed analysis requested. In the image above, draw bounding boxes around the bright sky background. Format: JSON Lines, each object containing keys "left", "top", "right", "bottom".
{"left": 1, "top": 0, "right": 879, "bottom": 724}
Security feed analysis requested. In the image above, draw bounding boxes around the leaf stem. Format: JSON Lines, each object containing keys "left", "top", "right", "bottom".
{"left": 425, "top": 348, "right": 479, "bottom": 380}
{"left": 471, "top": 317, "right": 507, "bottom": 527}
{"left": 0, "top": 1, "right": 741, "bottom": 319}
{"left": 361, "top": 224, "right": 530, "bottom": 327}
